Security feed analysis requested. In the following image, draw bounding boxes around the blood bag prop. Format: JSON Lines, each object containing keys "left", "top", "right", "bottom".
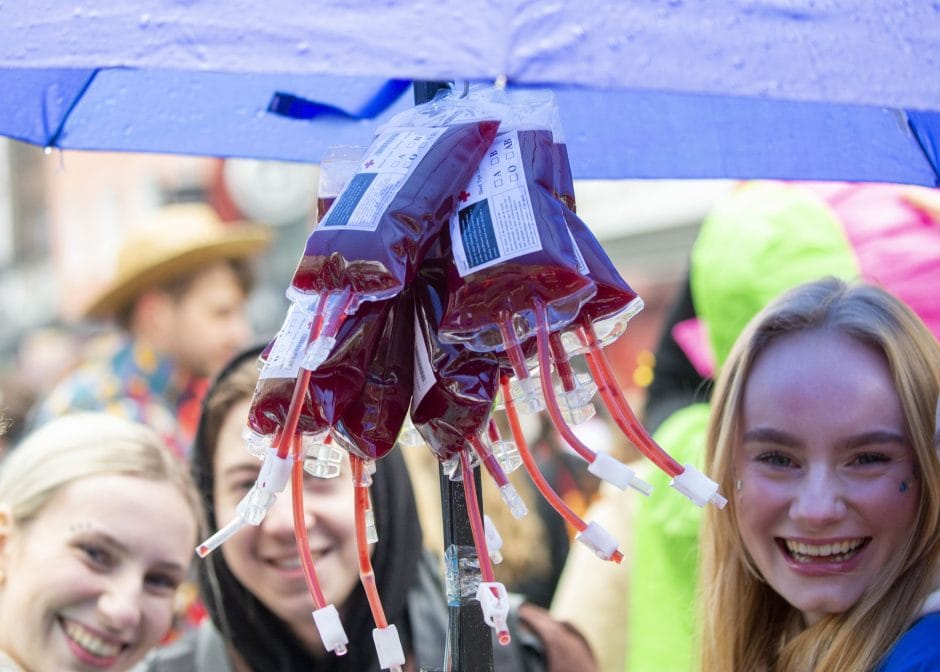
{"left": 438, "top": 92, "right": 655, "bottom": 506}
{"left": 192, "top": 85, "right": 727, "bottom": 670}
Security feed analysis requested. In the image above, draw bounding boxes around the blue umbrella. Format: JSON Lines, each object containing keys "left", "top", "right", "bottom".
{"left": 3, "top": 3, "right": 937, "bottom": 668}
{"left": 0, "top": 0, "right": 937, "bottom": 184}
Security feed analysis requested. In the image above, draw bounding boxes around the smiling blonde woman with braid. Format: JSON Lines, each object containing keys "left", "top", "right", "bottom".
{"left": 699, "top": 278, "right": 940, "bottom": 672}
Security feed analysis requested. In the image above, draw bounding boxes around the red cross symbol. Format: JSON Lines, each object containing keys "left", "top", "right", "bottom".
{"left": 459, "top": 190, "right": 471, "bottom": 202}
{"left": 364, "top": 159, "right": 375, "bottom": 168}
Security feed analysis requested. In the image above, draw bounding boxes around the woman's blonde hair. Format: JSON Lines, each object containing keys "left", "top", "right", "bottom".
{"left": 699, "top": 278, "right": 940, "bottom": 672}
{"left": 0, "top": 412, "right": 204, "bottom": 535}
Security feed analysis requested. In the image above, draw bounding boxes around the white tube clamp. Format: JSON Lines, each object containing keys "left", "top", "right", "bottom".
{"left": 312, "top": 604, "right": 349, "bottom": 656}
{"left": 372, "top": 625, "right": 405, "bottom": 670}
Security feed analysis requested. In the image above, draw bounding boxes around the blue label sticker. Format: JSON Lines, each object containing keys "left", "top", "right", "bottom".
{"left": 321, "top": 172, "right": 377, "bottom": 227}
{"left": 458, "top": 200, "right": 499, "bottom": 269}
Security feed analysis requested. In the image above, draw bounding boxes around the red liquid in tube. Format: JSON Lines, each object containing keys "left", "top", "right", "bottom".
{"left": 439, "top": 129, "right": 596, "bottom": 353}
{"left": 333, "top": 290, "right": 414, "bottom": 461}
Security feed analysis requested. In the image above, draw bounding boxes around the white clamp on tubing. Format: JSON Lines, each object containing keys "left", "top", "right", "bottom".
{"left": 313, "top": 604, "right": 349, "bottom": 656}
{"left": 576, "top": 521, "right": 620, "bottom": 561}
{"left": 588, "top": 452, "right": 653, "bottom": 496}
{"left": 372, "top": 625, "right": 405, "bottom": 670}
{"left": 670, "top": 463, "right": 728, "bottom": 509}
{"left": 196, "top": 447, "right": 293, "bottom": 557}
{"left": 498, "top": 483, "right": 529, "bottom": 519}
{"left": 483, "top": 514, "right": 504, "bottom": 564}
{"left": 476, "top": 581, "right": 510, "bottom": 635}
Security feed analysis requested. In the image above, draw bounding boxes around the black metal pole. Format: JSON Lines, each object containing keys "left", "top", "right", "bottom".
{"left": 413, "top": 80, "right": 494, "bottom": 672}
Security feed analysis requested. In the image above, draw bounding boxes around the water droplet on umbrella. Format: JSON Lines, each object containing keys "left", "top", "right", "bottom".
{"left": 139, "top": 13, "right": 151, "bottom": 27}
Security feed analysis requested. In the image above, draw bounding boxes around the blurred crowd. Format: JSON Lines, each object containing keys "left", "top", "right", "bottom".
{"left": 0, "top": 179, "right": 937, "bottom": 672}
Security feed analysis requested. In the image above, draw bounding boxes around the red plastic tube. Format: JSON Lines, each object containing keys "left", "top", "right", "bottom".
{"left": 500, "top": 377, "right": 623, "bottom": 564}
{"left": 532, "top": 300, "right": 597, "bottom": 464}
{"left": 351, "top": 455, "right": 389, "bottom": 629}
{"left": 290, "top": 434, "right": 327, "bottom": 609}
{"left": 578, "top": 322, "right": 683, "bottom": 478}
{"left": 458, "top": 449, "right": 511, "bottom": 646}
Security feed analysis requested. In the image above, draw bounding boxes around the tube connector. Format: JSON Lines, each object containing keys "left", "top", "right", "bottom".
{"left": 490, "top": 439, "right": 522, "bottom": 473}
{"left": 313, "top": 604, "right": 349, "bottom": 656}
{"left": 498, "top": 483, "right": 528, "bottom": 519}
{"left": 555, "top": 373, "right": 597, "bottom": 425}
{"left": 195, "top": 448, "right": 292, "bottom": 556}
{"left": 396, "top": 415, "right": 425, "bottom": 449}
{"left": 670, "top": 463, "right": 728, "bottom": 509}
{"left": 476, "top": 582, "right": 511, "bottom": 645}
{"left": 372, "top": 625, "right": 405, "bottom": 670}
{"left": 509, "top": 376, "right": 544, "bottom": 415}
{"left": 303, "top": 439, "right": 344, "bottom": 479}
{"left": 241, "top": 426, "right": 272, "bottom": 459}
{"left": 483, "top": 514, "right": 504, "bottom": 564}
{"left": 588, "top": 452, "right": 653, "bottom": 496}
{"left": 575, "top": 521, "right": 620, "bottom": 561}
{"left": 196, "top": 516, "right": 248, "bottom": 558}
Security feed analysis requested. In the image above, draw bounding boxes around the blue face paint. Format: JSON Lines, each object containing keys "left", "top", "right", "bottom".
{"left": 900, "top": 480, "right": 911, "bottom": 493}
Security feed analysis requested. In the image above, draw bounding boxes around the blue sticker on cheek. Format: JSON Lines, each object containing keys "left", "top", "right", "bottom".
{"left": 899, "top": 480, "right": 911, "bottom": 493}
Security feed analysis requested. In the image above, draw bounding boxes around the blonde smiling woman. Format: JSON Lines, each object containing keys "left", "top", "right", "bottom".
{"left": 699, "top": 278, "right": 940, "bottom": 672}
{"left": 0, "top": 413, "right": 203, "bottom": 672}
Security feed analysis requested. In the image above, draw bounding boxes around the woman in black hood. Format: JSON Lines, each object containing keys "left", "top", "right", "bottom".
{"left": 140, "top": 345, "right": 595, "bottom": 672}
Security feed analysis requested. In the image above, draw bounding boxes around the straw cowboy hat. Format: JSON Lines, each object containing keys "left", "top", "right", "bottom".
{"left": 82, "top": 203, "right": 273, "bottom": 319}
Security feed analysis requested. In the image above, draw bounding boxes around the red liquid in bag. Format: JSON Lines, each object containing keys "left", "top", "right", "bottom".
{"left": 291, "top": 120, "right": 500, "bottom": 303}
{"left": 248, "top": 378, "right": 321, "bottom": 437}
{"left": 411, "top": 252, "right": 500, "bottom": 462}
{"left": 439, "top": 129, "right": 596, "bottom": 352}
{"left": 308, "top": 298, "right": 391, "bottom": 428}
{"left": 248, "top": 299, "right": 390, "bottom": 437}
{"left": 333, "top": 289, "right": 414, "bottom": 461}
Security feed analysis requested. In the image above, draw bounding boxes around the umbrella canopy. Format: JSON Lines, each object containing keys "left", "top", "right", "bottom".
{"left": 0, "top": 0, "right": 938, "bottom": 184}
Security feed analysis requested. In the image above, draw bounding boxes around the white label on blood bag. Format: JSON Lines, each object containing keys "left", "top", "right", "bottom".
{"left": 450, "top": 131, "right": 542, "bottom": 277}
{"left": 260, "top": 303, "right": 314, "bottom": 380}
{"left": 412, "top": 312, "right": 436, "bottom": 408}
{"left": 315, "top": 127, "right": 447, "bottom": 233}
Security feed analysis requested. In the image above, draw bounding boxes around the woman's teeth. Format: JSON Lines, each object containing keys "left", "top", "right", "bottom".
{"left": 272, "top": 556, "right": 302, "bottom": 569}
{"left": 784, "top": 538, "right": 865, "bottom": 562}
{"left": 63, "top": 620, "right": 122, "bottom": 658}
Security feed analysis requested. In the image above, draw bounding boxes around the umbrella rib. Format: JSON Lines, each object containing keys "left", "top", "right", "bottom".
{"left": 905, "top": 110, "right": 940, "bottom": 186}
{"left": 47, "top": 68, "right": 101, "bottom": 149}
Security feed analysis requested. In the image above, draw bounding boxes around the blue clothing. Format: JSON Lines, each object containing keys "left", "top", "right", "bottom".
{"left": 877, "top": 613, "right": 940, "bottom": 671}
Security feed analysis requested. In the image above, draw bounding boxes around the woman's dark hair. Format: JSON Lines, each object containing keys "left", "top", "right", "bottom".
{"left": 191, "top": 345, "right": 424, "bottom": 671}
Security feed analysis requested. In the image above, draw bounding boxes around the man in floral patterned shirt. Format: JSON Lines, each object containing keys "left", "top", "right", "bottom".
{"left": 31, "top": 203, "right": 270, "bottom": 459}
